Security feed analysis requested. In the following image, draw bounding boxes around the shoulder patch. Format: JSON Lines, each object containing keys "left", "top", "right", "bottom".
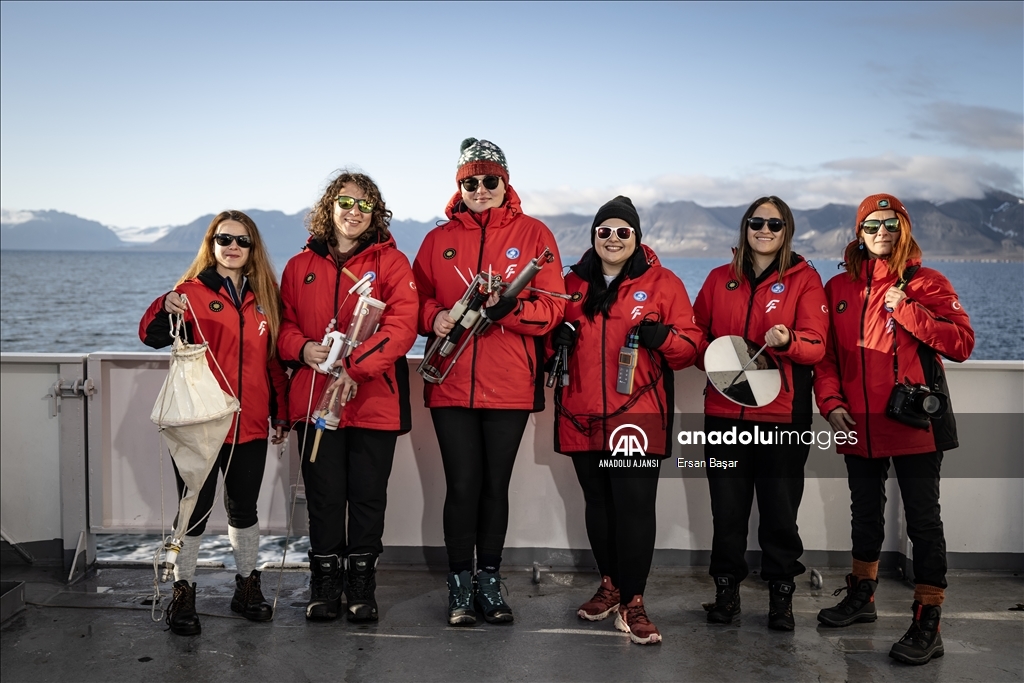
{"left": 570, "top": 291, "right": 583, "bottom": 302}
{"left": 836, "top": 300, "right": 847, "bottom": 313}
{"left": 726, "top": 279, "right": 740, "bottom": 291}
{"left": 209, "top": 300, "right": 224, "bottom": 312}
{"left": 443, "top": 248, "right": 456, "bottom": 260}
{"left": 304, "top": 272, "right": 316, "bottom": 284}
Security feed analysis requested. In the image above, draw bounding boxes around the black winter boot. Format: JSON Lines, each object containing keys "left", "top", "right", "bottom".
{"left": 231, "top": 569, "right": 273, "bottom": 622}
{"left": 166, "top": 580, "right": 201, "bottom": 636}
{"left": 889, "top": 602, "right": 944, "bottom": 665}
{"left": 705, "top": 575, "right": 741, "bottom": 624}
{"left": 817, "top": 574, "right": 878, "bottom": 627}
{"left": 768, "top": 580, "right": 795, "bottom": 631}
{"left": 306, "top": 551, "right": 343, "bottom": 621}
{"left": 345, "top": 553, "right": 379, "bottom": 622}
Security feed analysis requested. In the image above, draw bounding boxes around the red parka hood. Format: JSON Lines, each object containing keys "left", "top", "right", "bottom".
{"left": 443, "top": 184, "right": 525, "bottom": 228}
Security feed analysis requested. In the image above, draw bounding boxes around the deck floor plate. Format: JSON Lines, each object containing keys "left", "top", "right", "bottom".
{"left": 2, "top": 566, "right": 1022, "bottom": 682}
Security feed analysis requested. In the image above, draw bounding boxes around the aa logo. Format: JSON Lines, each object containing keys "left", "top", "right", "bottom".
{"left": 609, "top": 424, "right": 648, "bottom": 458}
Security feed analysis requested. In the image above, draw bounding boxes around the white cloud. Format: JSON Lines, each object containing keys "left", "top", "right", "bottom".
{"left": 518, "top": 154, "right": 1022, "bottom": 215}
{"left": 0, "top": 209, "right": 36, "bottom": 225}
{"left": 914, "top": 103, "right": 1024, "bottom": 151}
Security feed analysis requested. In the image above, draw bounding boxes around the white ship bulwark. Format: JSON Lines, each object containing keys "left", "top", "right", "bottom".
{"left": 3, "top": 352, "right": 1021, "bottom": 573}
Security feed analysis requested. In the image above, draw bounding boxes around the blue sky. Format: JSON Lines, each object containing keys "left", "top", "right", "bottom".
{"left": 1, "top": 1, "right": 1021, "bottom": 230}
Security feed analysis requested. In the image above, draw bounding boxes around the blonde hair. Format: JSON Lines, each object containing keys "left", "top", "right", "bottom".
{"left": 177, "top": 210, "right": 282, "bottom": 357}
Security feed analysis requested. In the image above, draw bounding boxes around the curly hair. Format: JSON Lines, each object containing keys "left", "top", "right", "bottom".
{"left": 177, "top": 210, "right": 282, "bottom": 357}
{"left": 306, "top": 171, "right": 393, "bottom": 247}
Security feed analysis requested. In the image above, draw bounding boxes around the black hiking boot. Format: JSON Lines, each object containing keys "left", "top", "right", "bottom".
{"left": 817, "top": 574, "right": 878, "bottom": 627}
{"left": 890, "top": 602, "right": 944, "bottom": 665}
{"left": 166, "top": 580, "right": 201, "bottom": 636}
{"left": 447, "top": 570, "right": 476, "bottom": 626}
{"left": 306, "top": 552, "right": 343, "bottom": 621}
{"left": 705, "top": 575, "right": 741, "bottom": 624}
{"left": 345, "top": 553, "right": 379, "bottom": 622}
{"left": 473, "top": 570, "right": 513, "bottom": 624}
{"left": 767, "top": 580, "right": 795, "bottom": 631}
{"left": 231, "top": 569, "right": 273, "bottom": 622}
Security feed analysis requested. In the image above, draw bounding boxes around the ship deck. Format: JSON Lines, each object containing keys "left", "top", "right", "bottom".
{"left": 2, "top": 563, "right": 1022, "bottom": 682}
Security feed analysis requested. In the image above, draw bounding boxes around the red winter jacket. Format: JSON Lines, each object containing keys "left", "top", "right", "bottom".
{"left": 555, "top": 246, "right": 701, "bottom": 456}
{"left": 278, "top": 234, "right": 418, "bottom": 432}
{"left": 412, "top": 186, "right": 566, "bottom": 410}
{"left": 693, "top": 255, "right": 829, "bottom": 423}
{"left": 139, "top": 269, "right": 289, "bottom": 444}
{"left": 814, "top": 258, "right": 974, "bottom": 458}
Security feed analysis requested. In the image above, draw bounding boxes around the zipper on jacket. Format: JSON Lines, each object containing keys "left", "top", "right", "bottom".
{"left": 859, "top": 266, "right": 873, "bottom": 458}
{"left": 355, "top": 337, "right": 390, "bottom": 365}
{"left": 738, "top": 278, "right": 759, "bottom": 421}
{"left": 468, "top": 225, "right": 487, "bottom": 409}
{"left": 383, "top": 371, "right": 395, "bottom": 394}
{"left": 235, "top": 303, "right": 245, "bottom": 438}
{"left": 601, "top": 315, "right": 608, "bottom": 446}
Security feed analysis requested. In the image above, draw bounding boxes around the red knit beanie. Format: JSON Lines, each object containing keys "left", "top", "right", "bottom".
{"left": 455, "top": 138, "right": 509, "bottom": 187}
{"left": 855, "top": 194, "right": 912, "bottom": 235}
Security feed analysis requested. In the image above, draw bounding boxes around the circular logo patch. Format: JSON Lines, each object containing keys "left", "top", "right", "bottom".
{"left": 443, "top": 248, "right": 456, "bottom": 260}
{"left": 771, "top": 283, "right": 785, "bottom": 294}
{"left": 363, "top": 271, "right": 376, "bottom": 282}
{"left": 726, "top": 280, "right": 740, "bottom": 291}
{"left": 836, "top": 300, "right": 847, "bottom": 313}
{"left": 506, "top": 247, "right": 520, "bottom": 259}
{"left": 570, "top": 291, "right": 583, "bottom": 302}
{"left": 633, "top": 291, "right": 648, "bottom": 302}
{"left": 304, "top": 272, "right": 316, "bottom": 284}
{"left": 209, "top": 301, "right": 224, "bottom": 312}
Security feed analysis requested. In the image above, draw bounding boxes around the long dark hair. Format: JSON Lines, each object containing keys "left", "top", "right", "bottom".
{"left": 579, "top": 247, "right": 646, "bottom": 321}
{"left": 730, "top": 196, "right": 796, "bottom": 282}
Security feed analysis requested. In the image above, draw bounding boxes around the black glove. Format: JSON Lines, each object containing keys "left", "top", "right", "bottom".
{"left": 638, "top": 321, "right": 671, "bottom": 350}
{"left": 484, "top": 295, "right": 519, "bottom": 321}
{"left": 551, "top": 321, "right": 578, "bottom": 350}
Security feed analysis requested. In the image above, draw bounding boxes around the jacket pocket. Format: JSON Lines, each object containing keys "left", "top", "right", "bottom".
{"left": 355, "top": 336, "right": 390, "bottom": 365}
{"left": 383, "top": 371, "right": 395, "bottom": 395}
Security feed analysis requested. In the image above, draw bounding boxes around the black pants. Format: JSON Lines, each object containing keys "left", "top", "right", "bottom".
{"left": 705, "top": 416, "right": 809, "bottom": 582}
{"left": 297, "top": 424, "right": 397, "bottom": 557}
{"left": 173, "top": 439, "right": 267, "bottom": 537}
{"left": 430, "top": 407, "right": 530, "bottom": 568}
{"left": 846, "top": 451, "right": 947, "bottom": 588}
{"left": 572, "top": 453, "right": 661, "bottom": 603}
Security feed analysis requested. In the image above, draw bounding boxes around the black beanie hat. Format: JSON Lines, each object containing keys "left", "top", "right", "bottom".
{"left": 591, "top": 195, "right": 641, "bottom": 245}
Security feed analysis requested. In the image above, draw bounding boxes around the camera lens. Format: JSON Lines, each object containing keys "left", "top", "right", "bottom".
{"left": 921, "top": 394, "right": 942, "bottom": 415}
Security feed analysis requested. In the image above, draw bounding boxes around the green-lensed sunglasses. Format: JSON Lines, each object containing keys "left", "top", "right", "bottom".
{"left": 861, "top": 218, "right": 900, "bottom": 234}
{"left": 336, "top": 195, "right": 374, "bottom": 214}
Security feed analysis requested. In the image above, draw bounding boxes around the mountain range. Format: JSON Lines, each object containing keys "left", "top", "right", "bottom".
{"left": 2, "top": 191, "right": 1021, "bottom": 259}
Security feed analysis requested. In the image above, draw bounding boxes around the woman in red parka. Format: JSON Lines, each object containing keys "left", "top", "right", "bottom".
{"left": 814, "top": 193, "right": 974, "bottom": 665}
{"left": 553, "top": 196, "right": 701, "bottom": 645}
{"left": 277, "top": 171, "right": 418, "bottom": 623}
{"left": 692, "top": 195, "right": 829, "bottom": 631}
{"left": 413, "top": 138, "right": 565, "bottom": 626}
{"left": 140, "top": 210, "right": 289, "bottom": 635}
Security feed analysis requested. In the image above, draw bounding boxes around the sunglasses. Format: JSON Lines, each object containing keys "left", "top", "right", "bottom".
{"left": 746, "top": 217, "right": 785, "bottom": 233}
{"left": 213, "top": 233, "right": 252, "bottom": 248}
{"left": 336, "top": 195, "right": 374, "bottom": 214}
{"left": 595, "top": 225, "right": 635, "bottom": 240}
{"left": 861, "top": 218, "right": 901, "bottom": 234}
{"left": 460, "top": 175, "right": 501, "bottom": 192}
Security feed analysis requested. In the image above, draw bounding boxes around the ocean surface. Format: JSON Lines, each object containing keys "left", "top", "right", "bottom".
{"left": 1, "top": 250, "right": 1021, "bottom": 360}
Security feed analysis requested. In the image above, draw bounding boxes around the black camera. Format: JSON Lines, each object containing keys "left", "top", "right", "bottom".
{"left": 886, "top": 380, "right": 949, "bottom": 429}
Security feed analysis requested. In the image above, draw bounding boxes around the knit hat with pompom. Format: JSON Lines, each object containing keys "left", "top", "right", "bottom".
{"left": 456, "top": 138, "right": 509, "bottom": 187}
